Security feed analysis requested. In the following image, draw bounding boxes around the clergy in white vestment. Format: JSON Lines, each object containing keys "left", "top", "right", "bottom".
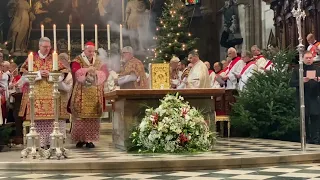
{"left": 185, "top": 50, "right": 210, "bottom": 88}
{"left": 210, "top": 62, "right": 225, "bottom": 88}
{"left": 306, "top": 34, "right": 320, "bottom": 61}
{"left": 264, "top": 59, "right": 273, "bottom": 71}
{"left": 237, "top": 51, "right": 258, "bottom": 91}
{"left": 221, "top": 48, "right": 245, "bottom": 89}
{"left": 251, "top": 45, "right": 268, "bottom": 72}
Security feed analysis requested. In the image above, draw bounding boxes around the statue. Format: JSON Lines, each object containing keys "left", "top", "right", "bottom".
{"left": 125, "top": 0, "right": 148, "bottom": 51}
{"left": 7, "top": 0, "right": 35, "bottom": 55}
{"left": 218, "top": 0, "right": 243, "bottom": 49}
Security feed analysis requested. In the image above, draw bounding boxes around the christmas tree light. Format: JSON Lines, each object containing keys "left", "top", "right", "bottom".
{"left": 145, "top": 0, "right": 198, "bottom": 63}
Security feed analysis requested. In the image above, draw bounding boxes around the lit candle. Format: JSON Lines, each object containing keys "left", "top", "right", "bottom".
{"left": 95, "top": 24, "right": 98, "bottom": 50}
{"left": 107, "top": 24, "right": 110, "bottom": 51}
{"left": 81, "top": 24, "right": 84, "bottom": 51}
{"left": 67, "top": 24, "right": 71, "bottom": 51}
{"left": 120, "top": 24, "right": 123, "bottom": 50}
{"left": 28, "top": 52, "right": 33, "bottom": 72}
{"left": 41, "top": 24, "right": 44, "bottom": 38}
{"left": 52, "top": 51, "right": 58, "bottom": 71}
{"left": 53, "top": 24, "right": 57, "bottom": 51}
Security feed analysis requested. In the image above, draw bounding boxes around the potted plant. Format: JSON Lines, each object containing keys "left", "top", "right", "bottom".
{"left": 0, "top": 125, "right": 13, "bottom": 152}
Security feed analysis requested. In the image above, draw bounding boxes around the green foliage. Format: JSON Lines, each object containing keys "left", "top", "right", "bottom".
{"left": 152, "top": 0, "right": 198, "bottom": 62}
{"left": 230, "top": 50, "right": 300, "bottom": 141}
{"left": 0, "top": 126, "right": 13, "bottom": 145}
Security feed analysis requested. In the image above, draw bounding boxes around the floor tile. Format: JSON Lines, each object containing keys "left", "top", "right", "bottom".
{"left": 229, "top": 174, "right": 273, "bottom": 179}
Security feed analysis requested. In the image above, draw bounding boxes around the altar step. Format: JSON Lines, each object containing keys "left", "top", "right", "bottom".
{"left": 1, "top": 137, "right": 320, "bottom": 173}
{"left": 100, "top": 122, "right": 112, "bottom": 135}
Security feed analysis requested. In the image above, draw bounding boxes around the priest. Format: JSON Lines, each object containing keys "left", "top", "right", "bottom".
{"left": 290, "top": 51, "right": 320, "bottom": 144}
{"left": 18, "top": 37, "right": 67, "bottom": 149}
{"left": 117, "top": 46, "right": 147, "bottom": 89}
{"left": 306, "top": 34, "right": 320, "bottom": 61}
{"left": 251, "top": 45, "right": 268, "bottom": 72}
{"left": 221, "top": 47, "right": 244, "bottom": 89}
{"left": 210, "top": 62, "right": 225, "bottom": 88}
{"left": 185, "top": 50, "right": 210, "bottom": 88}
{"left": 69, "top": 42, "right": 109, "bottom": 148}
{"left": 237, "top": 51, "right": 257, "bottom": 91}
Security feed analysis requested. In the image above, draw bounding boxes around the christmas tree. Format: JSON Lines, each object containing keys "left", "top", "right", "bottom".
{"left": 149, "top": 0, "right": 198, "bottom": 63}
{"left": 230, "top": 49, "right": 299, "bottom": 141}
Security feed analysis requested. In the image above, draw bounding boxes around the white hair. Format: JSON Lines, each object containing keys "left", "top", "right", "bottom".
{"left": 170, "top": 56, "right": 180, "bottom": 63}
{"left": 39, "top": 37, "right": 51, "bottom": 46}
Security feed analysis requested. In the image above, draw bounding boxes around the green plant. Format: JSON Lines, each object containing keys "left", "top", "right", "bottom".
{"left": 148, "top": 0, "right": 198, "bottom": 63}
{"left": 0, "top": 126, "right": 13, "bottom": 145}
{"left": 230, "top": 50, "right": 300, "bottom": 141}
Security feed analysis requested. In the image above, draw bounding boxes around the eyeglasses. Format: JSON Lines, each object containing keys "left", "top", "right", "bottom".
{"left": 41, "top": 45, "right": 51, "bottom": 49}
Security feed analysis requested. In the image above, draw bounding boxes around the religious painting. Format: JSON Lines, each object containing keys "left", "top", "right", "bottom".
{"left": 30, "top": 0, "right": 126, "bottom": 29}
{"left": 150, "top": 63, "right": 170, "bottom": 89}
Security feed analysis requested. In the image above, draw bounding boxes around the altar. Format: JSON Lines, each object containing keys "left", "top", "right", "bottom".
{"left": 104, "top": 89, "right": 225, "bottom": 150}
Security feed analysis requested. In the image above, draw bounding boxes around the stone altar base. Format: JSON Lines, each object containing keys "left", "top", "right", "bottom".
{"left": 1, "top": 133, "right": 320, "bottom": 173}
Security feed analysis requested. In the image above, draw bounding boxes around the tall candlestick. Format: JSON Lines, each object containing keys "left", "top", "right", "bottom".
{"left": 67, "top": 24, "right": 71, "bottom": 51}
{"left": 52, "top": 51, "right": 58, "bottom": 71}
{"left": 41, "top": 24, "right": 44, "bottom": 38}
{"left": 53, "top": 24, "right": 57, "bottom": 51}
{"left": 122, "top": 0, "right": 125, "bottom": 23}
{"left": 120, "top": 24, "right": 123, "bottom": 50}
{"left": 81, "top": 24, "right": 84, "bottom": 51}
{"left": 28, "top": 52, "right": 33, "bottom": 72}
{"left": 107, "top": 24, "right": 110, "bottom": 51}
{"left": 95, "top": 24, "right": 98, "bottom": 50}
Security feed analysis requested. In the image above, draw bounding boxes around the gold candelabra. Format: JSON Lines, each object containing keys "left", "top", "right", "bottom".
{"left": 21, "top": 72, "right": 45, "bottom": 159}
{"left": 44, "top": 72, "right": 68, "bottom": 159}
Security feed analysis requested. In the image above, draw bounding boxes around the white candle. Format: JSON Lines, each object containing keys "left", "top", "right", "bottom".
{"left": 41, "top": 24, "right": 44, "bottom": 38}
{"left": 81, "top": 24, "right": 84, "bottom": 51}
{"left": 67, "top": 24, "right": 71, "bottom": 51}
{"left": 28, "top": 52, "right": 33, "bottom": 72}
{"left": 107, "top": 24, "right": 110, "bottom": 50}
{"left": 95, "top": 24, "right": 98, "bottom": 50}
{"left": 53, "top": 24, "right": 57, "bottom": 51}
{"left": 122, "top": 0, "right": 125, "bottom": 22}
{"left": 120, "top": 24, "right": 123, "bottom": 50}
{"left": 52, "top": 51, "right": 58, "bottom": 71}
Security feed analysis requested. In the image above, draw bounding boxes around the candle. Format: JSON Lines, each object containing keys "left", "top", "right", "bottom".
{"left": 28, "top": 52, "right": 33, "bottom": 72}
{"left": 29, "top": 0, "right": 32, "bottom": 7}
{"left": 52, "top": 51, "right": 58, "bottom": 71}
{"left": 41, "top": 24, "right": 44, "bottom": 38}
{"left": 95, "top": 24, "right": 98, "bottom": 50}
{"left": 53, "top": 24, "right": 57, "bottom": 51}
{"left": 67, "top": 24, "right": 71, "bottom": 51}
{"left": 120, "top": 24, "right": 123, "bottom": 50}
{"left": 121, "top": 0, "right": 125, "bottom": 22}
{"left": 81, "top": 24, "right": 84, "bottom": 51}
{"left": 107, "top": 24, "right": 110, "bottom": 51}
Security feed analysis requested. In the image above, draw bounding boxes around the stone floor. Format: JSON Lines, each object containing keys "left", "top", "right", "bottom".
{"left": 1, "top": 134, "right": 320, "bottom": 162}
{"left": 2, "top": 163, "right": 320, "bottom": 179}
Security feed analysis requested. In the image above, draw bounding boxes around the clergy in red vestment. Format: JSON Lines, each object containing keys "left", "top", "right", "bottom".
{"left": 19, "top": 37, "right": 67, "bottom": 148}
{"left": 251, "top": 45, "right": 268, "bottom": 72}
{"left": 236, "top": 51, "right": 258, "bottom": 91}
{"left": 306, "top": 34, "right": 320, "bottom": 61}
{"left": 69, "top": 42, "right": 109, "bottom": 148}
{"left": 220, "top": 47, "right": 245, "bottom": 89}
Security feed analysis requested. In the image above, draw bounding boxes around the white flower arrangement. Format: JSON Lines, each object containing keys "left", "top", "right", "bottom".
{"left": 129, "top": 93, "right": 216, "bottom": 153}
